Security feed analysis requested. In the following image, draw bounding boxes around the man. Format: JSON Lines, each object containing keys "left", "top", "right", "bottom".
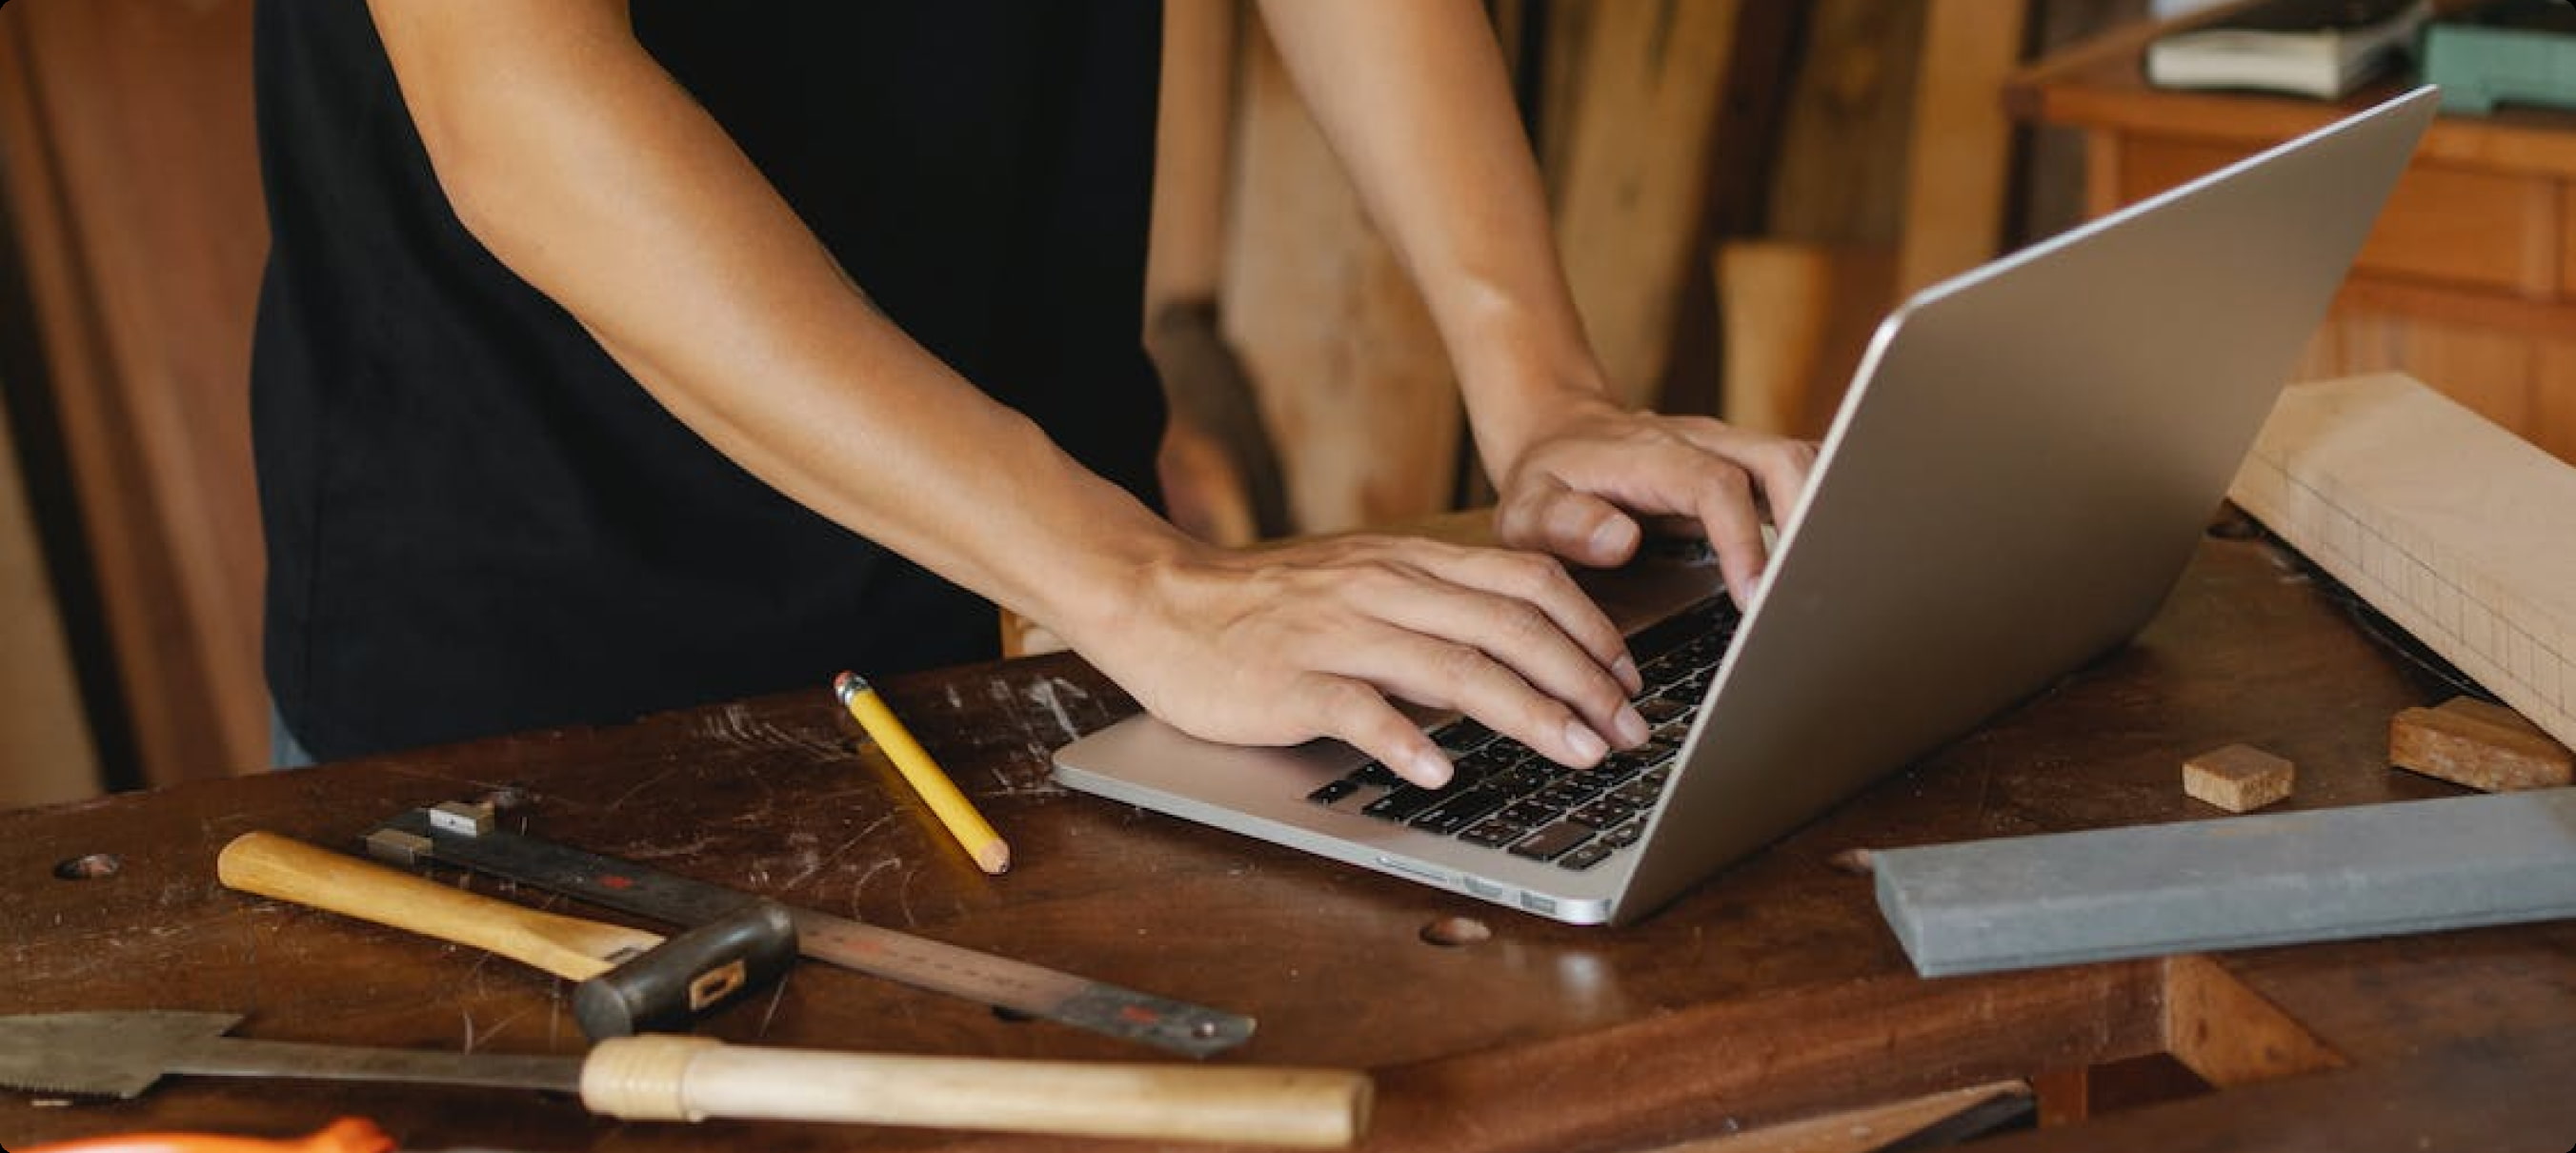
{"left": 253, "top": 0, "right": 1813, "bottom": 784}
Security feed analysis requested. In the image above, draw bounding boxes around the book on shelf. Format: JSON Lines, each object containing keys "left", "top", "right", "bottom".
{"left": 2147, "top": 0, "right": 2433, "bottom": 99}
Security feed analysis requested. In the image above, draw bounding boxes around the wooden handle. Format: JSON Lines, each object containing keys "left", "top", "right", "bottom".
{"left": 217, "top": 832, "right": 662, "bottom": 981}
{"left": 582, "top": 1035, "right": 1372, "bottom": 1148}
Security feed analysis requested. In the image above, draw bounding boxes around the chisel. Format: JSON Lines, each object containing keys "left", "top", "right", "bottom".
{"left": 365, "top": 803, "right": 1255, "bottom": 1057}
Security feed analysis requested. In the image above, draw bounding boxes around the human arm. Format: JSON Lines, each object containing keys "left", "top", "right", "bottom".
{"left": 360, "top": 0, "right": 1648, "bottom": 783}
{"left": 1253, "top": 0, "right": 1818, "bottom": 607}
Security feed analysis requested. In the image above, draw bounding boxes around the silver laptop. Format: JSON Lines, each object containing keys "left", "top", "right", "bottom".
{"left": 1054, "top": 88, "right": 2439, "bottom": 926}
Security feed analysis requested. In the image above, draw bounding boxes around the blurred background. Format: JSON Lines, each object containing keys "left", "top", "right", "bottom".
{"left": 6, "top": 0, "right": 2566, "bottom": 804}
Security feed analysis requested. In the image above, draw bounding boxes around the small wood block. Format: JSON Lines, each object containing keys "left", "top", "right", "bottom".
{"left": 2436, "top": 695, "right": 2548, "bottom": 738}
{"left": 2184, "top": 744, "right": 2295, "bottom": 813}
{"left": 2390, "top": 701, "right": 2576, "bottom": 793}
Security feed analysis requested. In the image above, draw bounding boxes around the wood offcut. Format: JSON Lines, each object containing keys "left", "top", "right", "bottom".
{"left": 2390, "top": 696, "right": 2576, "bottom": 793}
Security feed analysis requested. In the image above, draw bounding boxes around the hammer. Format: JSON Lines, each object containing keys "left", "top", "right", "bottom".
{"left": 217, "top": 832, "right": 795, "bottom": 1039}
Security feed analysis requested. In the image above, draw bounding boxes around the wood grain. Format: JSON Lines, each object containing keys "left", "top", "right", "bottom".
{"left": 1549, "top": 0, "right": 1744, "bottom": 407}
{"left": 1220, "top": 18, "right": 1460, "bottom": 533}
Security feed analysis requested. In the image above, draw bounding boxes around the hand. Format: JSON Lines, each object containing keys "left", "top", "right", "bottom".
{"left": 1491, "top": 395, "right": 1818, "bottom": 607}
{"left": 1067, "top": 535, "right": 1655, "bottom": 787}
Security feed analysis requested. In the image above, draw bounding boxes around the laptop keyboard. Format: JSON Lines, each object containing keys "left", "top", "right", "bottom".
{"left": 1303, "top": 594, "right": 1741, "bottom": 872}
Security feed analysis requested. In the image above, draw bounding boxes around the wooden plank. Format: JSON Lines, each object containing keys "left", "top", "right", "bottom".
{"left": 1219, "top": 17, "right": 1460, "bottom": 533}
{"left": 0, "top": 393, "right": 100, "bottom": 807}
{"left": 1896, "top": 0, "right": 2030, "bottom": 294}
{"left": 1715, "top": 240, "right": 1892, "bottom": 441}
{"left": 1764, "top": 0, "right": 1927, "bottom": 247}
{"left": 1144, "top": 0, "right": 1237, "bottom": 314}
{"left": 0, "top": 0, "right": 267, "bottom": 784}
{"left": 1549, "top": 0, "right": 1745, "bottom": 407}
{"left": 2160, "top": 955, "right": 2345, "bottom": 1089}
{"left": 1636, "top": 1081, "right": 2030, "bottom": 1153}
{"left": 2229, "top": 374, "right": 2576, "bottom": 749}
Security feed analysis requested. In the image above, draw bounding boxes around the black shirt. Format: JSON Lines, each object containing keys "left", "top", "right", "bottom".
{"left": 252, "top": 2, "right": 1166, "bottom": 760}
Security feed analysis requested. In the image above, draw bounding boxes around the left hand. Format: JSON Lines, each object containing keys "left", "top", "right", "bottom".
{"left": 1490, "top": 395, "right": 1818, "bottom": 607}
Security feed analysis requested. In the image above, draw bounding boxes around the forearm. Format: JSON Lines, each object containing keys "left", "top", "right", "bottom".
{"left": 1254, "top": 0, "right": 1612, "bottom": 475}
{"left": 368, "top": 0, "right": 1185, "bottom": 637}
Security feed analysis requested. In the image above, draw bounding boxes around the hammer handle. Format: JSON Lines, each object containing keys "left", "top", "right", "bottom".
{"left": 583, "top": 1035, "right": 1372, "bottom": 1148}
{"left": 218, "top": 832, "right": 662, "bottom": 981}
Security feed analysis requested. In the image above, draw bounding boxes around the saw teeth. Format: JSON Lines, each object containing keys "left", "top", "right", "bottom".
{"left": 0, "top": 1076, "right": 131, "bottom": 1099}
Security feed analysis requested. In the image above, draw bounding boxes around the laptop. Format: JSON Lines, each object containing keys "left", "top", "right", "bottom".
{"left": 1053, "top": 88, "right": 2440, "bottom": 926}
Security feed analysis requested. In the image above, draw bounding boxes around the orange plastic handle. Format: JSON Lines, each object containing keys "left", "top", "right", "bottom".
{"left": 23, "top": 1117, "right": 396, "bottom": 1153}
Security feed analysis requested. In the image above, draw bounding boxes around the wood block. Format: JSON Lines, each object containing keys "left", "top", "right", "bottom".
{"left": 2437, "top": 694, "right": 2548, "bottom": 738}
{"left": 2183, "top": 744, "right": 2295, "bottom": 813}
{"left": 2390, "top": 703, "right": 2575, "bottom": 793}
{"left": 2227, "top": 374, "right": 2576, "bottom": 753}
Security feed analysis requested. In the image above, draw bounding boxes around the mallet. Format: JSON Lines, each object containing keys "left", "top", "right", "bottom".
{"left": 217, "top": 832, "right": 795, "bottom": 1038}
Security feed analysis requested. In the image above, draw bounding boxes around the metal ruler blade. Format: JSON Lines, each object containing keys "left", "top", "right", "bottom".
{"left": 367, "top": 806, "right": 1254, "bottom": 1057}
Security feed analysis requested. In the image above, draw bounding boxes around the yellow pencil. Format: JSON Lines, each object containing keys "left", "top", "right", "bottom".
{"left": 835, "top": 670, "right": 1011, "bottom": 875}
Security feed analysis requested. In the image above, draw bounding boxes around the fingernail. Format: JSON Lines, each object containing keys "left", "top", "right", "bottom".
{"left": 1563, "top": 720, "right": 1608, "bottom": 764}
{"left": 1590, "top": 518, "right": 1637, "bottom": 557}
{"left": 1615, "top": 704, "right": 1650, "bottom": 747}
{"left": 1410, "top": 750, "right": 1455, "bottom": 788}
{"left": 1613, "top": 654, "right": 1642, "bottom": 695}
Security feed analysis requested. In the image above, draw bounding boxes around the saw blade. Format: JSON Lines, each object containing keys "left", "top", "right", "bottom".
{"left": 369, "top": 807, "right": 1256, "bottom": 1057}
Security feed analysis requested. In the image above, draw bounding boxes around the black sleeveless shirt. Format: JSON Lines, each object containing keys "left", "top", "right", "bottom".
{"left": 252, "top": 2, "right": 1166, "bottom": 760}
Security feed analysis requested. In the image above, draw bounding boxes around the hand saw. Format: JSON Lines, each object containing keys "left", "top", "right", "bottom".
{"left": 0, "top": 1011, "right": 1367, "bottom": 1147}
{"left": 365, "top": 803, "right": 1254, "bottom": 1057}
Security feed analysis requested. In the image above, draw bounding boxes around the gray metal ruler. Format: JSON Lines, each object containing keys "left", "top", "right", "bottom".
{"left": 367, "top": 804, "right": 1254, "bottom": 1057}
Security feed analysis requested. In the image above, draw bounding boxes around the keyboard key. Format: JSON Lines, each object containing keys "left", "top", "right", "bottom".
{"left": 1432, "top": 719, "right": 1495, "bottom": 756}
{"left": 1559, "top": 841, "right": 1618, "bottom": 871}
{"left": 1361, "top": 785, "right": 1445, "bottom": 822}
{"left": 1609, "top": 779, "right": 1665, "bottom": 808}
{"left": 1601, "top": 819, "right": 1647, "bottom": 847}
{"left": 1457, "top": 745, "right": 1524, "bottom": 779}
{"left": 1499, "top": 800, "right": 1561, "bottom": 827}
{"left": 1458, "top": 819, "right": 1529, "bottom": 848}
{"left": 1536, "top": 780, "right": 1605, "bottom": 808}
{"left": 1410, "top": 787, "right": 1511, "bottom": 835}
{"left": 1508, "top": 821, "right": 1596, "bottom": 862}
{"left": 1348, "top": 761, "right": 1405, "bottom": 788}
{"left": 1636, "top": 697, "right": 1691, "bottom": 724}
{"left": 1568, "top": 799, "right": 1638, "bottom": 828}
{"left": 1305, "top": 779, "right": 1358, "bottom": 805}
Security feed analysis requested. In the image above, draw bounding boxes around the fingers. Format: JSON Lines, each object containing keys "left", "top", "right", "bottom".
{"left": 1314, "top": 627, "right": 1618, "bottom": 782}
{"left": 1359, "top": 570, "right": 1648, "bottom": 754}
{"left": 1421, "top": 545, "right": 1639, "bottom": 695}
{"left": 1672, "top": 423, "right": 1820, "bottom": 528}
{"left": 1496, "top": 481, "right": 1640, "bottom": 569}
{"left": 1501, "top": 414, "right": 1821, "bottom": 609}
{"left": 1291, "top": 674, "right": 1456, "bottom": 787}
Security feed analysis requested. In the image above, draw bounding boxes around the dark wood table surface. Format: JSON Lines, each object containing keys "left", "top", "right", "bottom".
{"left": 5, "top": 521, "right": 2572, "bottom": 1152}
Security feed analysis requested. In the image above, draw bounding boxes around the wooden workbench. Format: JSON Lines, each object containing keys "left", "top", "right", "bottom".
{"left": 4, "top": 522, "right": 2572, "bottom": 1152}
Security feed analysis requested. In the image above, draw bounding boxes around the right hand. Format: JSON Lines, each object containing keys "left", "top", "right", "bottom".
{"left": 1063, "top": 534, "right": 1653, "bottom": 787}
